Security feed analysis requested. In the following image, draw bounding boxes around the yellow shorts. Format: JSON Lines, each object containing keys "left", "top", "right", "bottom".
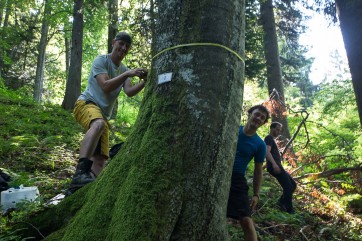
{"left": 73, "top": 100, "right": 110, "bottom": 158}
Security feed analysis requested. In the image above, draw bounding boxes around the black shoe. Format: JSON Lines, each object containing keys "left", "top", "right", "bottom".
{"left": 66, "top": 158, "right": 95, "bottom": 195}
{"left": 286, "top": 208, "right": 296, "bottom": 214}
{"left": 70, "top": 172, "right": 95, "bottom": 186}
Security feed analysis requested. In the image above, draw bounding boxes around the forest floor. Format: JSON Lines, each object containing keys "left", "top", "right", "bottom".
{"left": 0, "top": 89, "right": 361, "bottom": 241}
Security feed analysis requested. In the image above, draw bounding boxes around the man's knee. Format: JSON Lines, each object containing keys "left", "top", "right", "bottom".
{"left": 90, "top": 119, "right": 106, "bottom": 132}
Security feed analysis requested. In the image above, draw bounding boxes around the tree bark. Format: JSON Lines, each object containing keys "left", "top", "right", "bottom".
{"left": 108, "top": 0, "right": 119, "bottom": 119}
{"left": 260, "top": 0, "right": 291, "bottom": 140}
{"left": 62, "top": 0, "right": 84, "bottom": 110}
{"left": 0, "top": 0, "right": 10, "bottom": 79}
{"left": 107, "top": 0, "right": 118, "bottom": 53}
{"left": 0, "top": 0, "right": 5, "bottom": 27}
{"left": 64, "top": 33, "right": 71, "bottom": 80}
{"left": 335, "top": 0, "right": 362, "bottom": 127}
{"left": 33, "top": 0, "right": 51, "bottom": 103}
{"left": 23, "top": 0, "right": 246, "bottom": 240}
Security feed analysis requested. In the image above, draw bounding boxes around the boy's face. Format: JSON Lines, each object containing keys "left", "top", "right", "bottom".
{"left": 248, "top": 108, "right": 267, "bottom": 129}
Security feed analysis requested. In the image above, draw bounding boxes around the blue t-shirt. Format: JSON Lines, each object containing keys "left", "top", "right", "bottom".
{"left": 232, "top": 126, "right": 266, "bottom": 175}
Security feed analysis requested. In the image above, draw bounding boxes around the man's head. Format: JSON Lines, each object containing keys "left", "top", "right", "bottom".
{"left": 112, "top": 32, "right": 132, "bottom": 61}
{"left": 270, "top": 122, "right": 282, "bottom": 138}
{"left": 246, "top": 105, "right": 270, "bottom": 129}
{"left": 115, "top": 32, "right": 132, "bottom": 45}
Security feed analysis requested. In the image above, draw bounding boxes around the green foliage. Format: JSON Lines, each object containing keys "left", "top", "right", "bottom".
{"left": 0, "top": 86, "right": 82, "bottom": 193}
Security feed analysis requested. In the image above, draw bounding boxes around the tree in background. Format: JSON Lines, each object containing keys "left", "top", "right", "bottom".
{"left": 23, "top": 0, "right": 246, "bottom": 239}
{"left": 260, "top": 0, "right": 292, "bottom": 140}
{"left": 335, "top": 0, "right": 362, "bottom": 127}
{"left": 107, "top": 0, "right": 118, "bottom": 54}
{"left": 62, "top": 0, "right": 84, "bottom": 110}
{"left": 33, "top": 0, "right": 51, "bottom": 103}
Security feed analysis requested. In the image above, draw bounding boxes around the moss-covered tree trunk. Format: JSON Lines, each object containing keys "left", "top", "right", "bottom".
{"left": 26, "top": 0, "right": 245, "bottom": 240}
{"left": 336, "top": 0, "right": 362, "bottom": 127}
{"left": 260, "top": 0, "right": 292, "bottom": 140}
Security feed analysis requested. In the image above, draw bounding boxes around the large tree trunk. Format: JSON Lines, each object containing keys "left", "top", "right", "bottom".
{"left": 33, "top": 0, "right": 51, "bottom": 103}
{"left": 62, "top": 0, "right": 84, "bottom": 110}
{"left": 22, "top": 0, "right": 246, "bottom": 240}
{"left": 335, "top": 0, "right": 362, "bottom": 127}
{"left": 260, "top": 0, "right": 291, "bottom": 140}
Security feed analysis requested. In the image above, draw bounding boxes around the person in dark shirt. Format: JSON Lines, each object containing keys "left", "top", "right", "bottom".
{"left": 227, "top": 105, "right": 270, "bottom": 241}
{"left": 264, "top": 122, "right": 297, "bottom": 214}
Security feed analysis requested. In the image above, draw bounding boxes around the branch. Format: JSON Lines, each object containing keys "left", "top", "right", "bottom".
{"left": 281, "top": 110, "right": 309, "bottom": 158}
{"left": 294, "top": 166, "right": 362, "bottom": 180}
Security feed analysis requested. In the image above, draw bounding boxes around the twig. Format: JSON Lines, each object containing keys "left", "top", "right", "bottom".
{"left": 267, "top": 89, "right": 310, "bottom": 158}
{"left": 260, "top": 223, "right": 290, "bottom": 231}
{"left": 300, "top": 225, "right": 311, "bottom": 241}
{"left": 15, "top": 221, "right": 45, "bottom": 239}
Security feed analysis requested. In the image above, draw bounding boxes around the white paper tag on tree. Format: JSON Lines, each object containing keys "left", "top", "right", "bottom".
{"left": 158, "top": 73, "right": 173, "bottom": 85}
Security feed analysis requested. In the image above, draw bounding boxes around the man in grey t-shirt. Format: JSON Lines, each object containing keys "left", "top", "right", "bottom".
{"left": 68, "top": 32, "right": 148, "bottom": 192}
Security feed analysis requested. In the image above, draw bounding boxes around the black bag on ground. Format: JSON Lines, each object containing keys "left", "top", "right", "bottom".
{"left": 109, "top": 142, "right": 124, "bottom": 160}
{"left": 0, "top": 170, "right": 11, "bottom": 192}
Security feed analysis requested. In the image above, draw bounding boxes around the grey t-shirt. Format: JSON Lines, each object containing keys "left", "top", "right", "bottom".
{"left": 78, "top": 54, "right": 128, "bottom": 120}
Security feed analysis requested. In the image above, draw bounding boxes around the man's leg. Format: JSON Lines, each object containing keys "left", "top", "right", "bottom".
{"left": 240, "top": 216, "right": 258, "bottom": 241}
{"left": 71, "top": 119, "right": 106, "bottom": 186}
{"left": 91, "top": 154, "right": 107, "bottom": 176}
{"left": 274, "top": 171, "right": 295, "bottom": 212}
{"left": 79, "top": 118, "right": 106, "bottom": 159}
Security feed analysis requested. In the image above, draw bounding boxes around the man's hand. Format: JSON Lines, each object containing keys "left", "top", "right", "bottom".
{"left": 250, "top": 195, "right": 259, "bottom": 211}
{"left": 128, "top": 68, "right": 148, "bottom": 80}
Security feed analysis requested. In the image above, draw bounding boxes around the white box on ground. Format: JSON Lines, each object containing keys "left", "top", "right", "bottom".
{"left": 1, "top": 186, "right": 40, "bottom": 211}
{"left": 158, "top": 72, "right": 172, "bottom": 85}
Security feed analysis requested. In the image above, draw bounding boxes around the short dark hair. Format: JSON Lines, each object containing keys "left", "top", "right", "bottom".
{"left": 247, "top": 105, "right": 270, "bottom": 123}
{"left": 115, "top": 32, "right": 132, "bottom": 45}
{"left": 270, "top": 122, "right": 282, "bottom": 129}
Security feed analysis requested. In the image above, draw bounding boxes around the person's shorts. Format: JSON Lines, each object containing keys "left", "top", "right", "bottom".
{"left": 73, "top": 100, "right": 110, "bottom": 158}
{"left": 227, "top": 172, "right": 251, "bottom": 219}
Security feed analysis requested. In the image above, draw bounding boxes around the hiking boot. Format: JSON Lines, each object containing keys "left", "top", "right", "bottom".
{"left": 65, "top": 159, "right": 95, "bottom": 196}
{"left": 286, "top": 208, "right": 296, "bottom": 214}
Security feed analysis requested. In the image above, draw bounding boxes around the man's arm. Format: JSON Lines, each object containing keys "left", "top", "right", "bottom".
{"left": 266, "top": 145, "right": 281, "bottom": 174}
{"left": 123, "top": 77, "right": 147, "bottom": 97}
{"left": 96, "top": 68, "right": 147, "bottom": 93}
{"left": 250, "top": 162, "right": 263, "bottom": 210}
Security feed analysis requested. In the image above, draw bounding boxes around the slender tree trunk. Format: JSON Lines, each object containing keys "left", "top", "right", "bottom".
{"left": 64, "top": 34, "right": 70, "bottom": 79}
{"left": 33, "top": 0, "right": 51, "bottom": 103}
{"left": 260, "top": 0, "right": 291, "bottom": 140}
{"left": 107, "top": 0, "right": 118, "bottom": 53}
{"left": 108, "top": 0, "right": 119, "bottom": 119}
{"left": 0, "top": 0, "right": 6, "bottom": 26}
{"left": 62, "top": 0, "right": 84, "bottom": 110}
{"left": 335, "top": 0, "right": 362, "bottom": 127}
{"left": 23, "top": 0, "right": 246, "bottom": 240}
{"left": 0, "top": 0, "right": 10, "bottom": 79}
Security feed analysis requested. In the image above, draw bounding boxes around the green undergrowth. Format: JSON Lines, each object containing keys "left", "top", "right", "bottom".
{"left": 0, "top": 87, "right": 361, "bottom": 240}
{"left": 0, "top": 87, "right": 82, "bottom": 195}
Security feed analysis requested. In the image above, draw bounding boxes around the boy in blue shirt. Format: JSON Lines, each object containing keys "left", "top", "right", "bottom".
{"left": 227, "top": 105, "right": 270, "bottom": 241}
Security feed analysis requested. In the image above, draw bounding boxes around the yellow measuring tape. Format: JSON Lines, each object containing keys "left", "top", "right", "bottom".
{"left": 152, "top": 42, "right": 245, "bottom": 64}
